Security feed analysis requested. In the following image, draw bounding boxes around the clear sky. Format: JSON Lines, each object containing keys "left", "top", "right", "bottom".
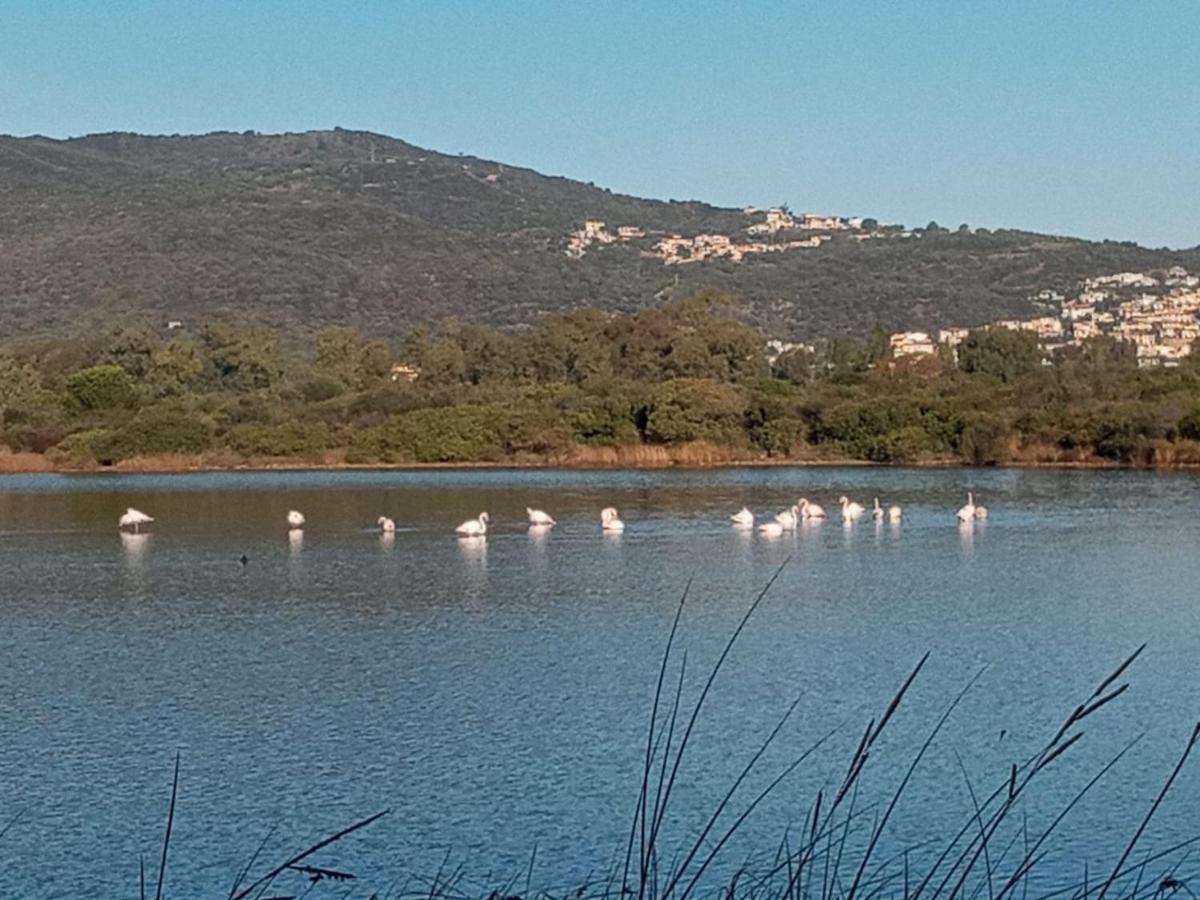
{"left": 3, "top": 1, "right": 1197, "bottom": 247}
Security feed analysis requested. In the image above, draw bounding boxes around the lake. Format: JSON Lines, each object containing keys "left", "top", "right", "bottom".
{"left": 1, "top": 467, "right": 1198, "bottom": 900}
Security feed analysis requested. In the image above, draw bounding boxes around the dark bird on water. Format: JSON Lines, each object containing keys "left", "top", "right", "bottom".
{"left": 239, "top": 554, "right": 248, "bottom": 566}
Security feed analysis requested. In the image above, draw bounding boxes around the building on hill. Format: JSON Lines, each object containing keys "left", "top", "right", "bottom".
{"left": 1088, "top": 272, "right": 1159, "bottom": 289}
{"left": 938, "top": 327, "right": 970, "bottom": 347}
{"left": 890, "top": 331, "right": 936, "bottom": 357}
{"left": 994, "top": 316, "right": 1064, "bottom": 340}
{"left": 746, "top": 207, "right": 796, "bottom": 235}
{"left": 800, "top": 213, "right": 845, "bottom": 230}
{"left": 390, "top": 363, "right": 421, "bottom": 382}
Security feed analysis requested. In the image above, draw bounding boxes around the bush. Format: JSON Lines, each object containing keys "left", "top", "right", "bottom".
{"left": 65, "top": 365, "right": 139, "bottom": 411}
{"left": 751, "top": 417, "right": 807, "bottom": 456}
{"left": 957, "top": 329, "right": 1042, "bottom": 383}
{"left": 298, "top": 375, "right": 345, "bottom": 403}
{"left": 349, "top": 405, "right": 505, "bottom": 463}
{"left": 571, "top": 394, "right": 642, "bottom": 445}
{"left": 226, "top": 421, "right": 334, "bottom": 458}
{"left": 958, "top": 414, "right": 1011, "bottom": 465}
{"left": 643, "top": 379, "right": 746, "bottom": 445}
{"left": 83, "top": 407, "right": 214, "bottom": 461}
{"left": 1179, "top": 407, "right": 1200, "bottom": 442}
{"left": 814, "top": 398, "right": 926, "bottom": 458}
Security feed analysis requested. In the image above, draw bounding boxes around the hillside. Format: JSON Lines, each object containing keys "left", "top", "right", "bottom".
{"left": 1, "top": 128, "right": 1196, "bottom": 341}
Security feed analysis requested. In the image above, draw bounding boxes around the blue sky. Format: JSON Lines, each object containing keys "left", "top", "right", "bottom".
{"left": 3, "top": 1, "right": 1197, "bottom": 247}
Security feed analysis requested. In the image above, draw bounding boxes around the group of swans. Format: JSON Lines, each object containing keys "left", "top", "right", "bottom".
{"left": 118, "top": 492, "right": 990, "bottom": 537}
{"left": 733, "top": 495, "right": 903, "bottom": 534}
{"left": 454, "top": 506, "right": 624, "bottom": 537}
{"left": 956, "top": 492, "right": 989, "bottom": 522}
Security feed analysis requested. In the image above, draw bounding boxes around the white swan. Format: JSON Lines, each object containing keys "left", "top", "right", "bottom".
{"left": 758, "top": 520, "right": 784, "bottom": 537}
{"left": 287, "top": 510, "right": 305, "bottom": 529}
{"left": 888, "top": 503, "right": 903, "bottom": 522}
{"left": 118, "top": 508, "right": 153, "bottom": 532}
{"left": 957, "top": 492, "right": 976, "bottom": 522}
{"left": 527, "top": 507, "right": 556, "bottom": 527}
{"left": 973, "top": 498, "right": 989, "bottom": 520}
{"left": 839, "top": 496, "right": 865, "bottom": 521}
{"left": 377, "top": 516, "right": 396, "bottom": 533}
{"left": 798, "top": 498, "right": 826, "bottom": 519}
{"left": 601, "top": 507, "right": 625, "bottom": 533}
{"left": 456, "top": 512, "right": 489, "bottom": 536}
{"left": 872, "top": 498, "right": 884, "bottom": 521}
{"left": 730, "top": 507, "right": 755, "bottom": 527}
{"left": 774, "top": 505, "right": 799, "bottom": 530}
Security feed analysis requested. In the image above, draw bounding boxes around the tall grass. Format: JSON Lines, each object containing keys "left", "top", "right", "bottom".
{"left": 0, "top": 450, "right": 53, "bottom": 473}
{"left": 112, "top": 567, "right": 1199, "bottom": 899}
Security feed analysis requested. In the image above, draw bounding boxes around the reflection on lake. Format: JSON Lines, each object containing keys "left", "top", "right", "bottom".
{"left": 1, "top": 467, "right": 1198, "bottom": 899}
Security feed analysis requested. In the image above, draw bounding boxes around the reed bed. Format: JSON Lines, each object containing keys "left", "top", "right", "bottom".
{"left": 0, "top": 450, "right": 54, "bottom": 472}
{"left": 562, "top": 441, "right": 747, "bottom": 468}
{"left": 7, "top": 564, "right": 1191, "bottom": 900}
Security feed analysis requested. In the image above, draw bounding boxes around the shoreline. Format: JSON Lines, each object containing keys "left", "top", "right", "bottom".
{"left": 3, "top": 449, "right": 1198, "bottom": 476}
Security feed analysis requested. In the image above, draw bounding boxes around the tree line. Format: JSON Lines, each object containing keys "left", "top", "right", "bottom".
{"left": 4, "top": 292, "right": 1200, "bottom": 468}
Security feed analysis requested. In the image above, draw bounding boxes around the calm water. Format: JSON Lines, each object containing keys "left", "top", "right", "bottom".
{"left": 1, "top": 467, "right": 1198, "bottom": 899}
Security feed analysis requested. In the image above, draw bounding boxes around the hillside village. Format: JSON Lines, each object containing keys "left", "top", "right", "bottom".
{"left": 565, "top": 202, "right": 1200, "bottom": 369}
{"left": 565, "top": 206, "right": 917, "bottom": 263}
{"left": 887, "top": 266, "right": 1200, "bottom": 368}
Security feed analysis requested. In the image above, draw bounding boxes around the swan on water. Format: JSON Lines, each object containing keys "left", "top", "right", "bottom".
{"left": 871, "top": 498, "right": 902, "bottom": 522}
{"left": 601, "top": 507, "right": 625, "bottom": 532}
{"left": 839, "top": 496, "right": 865, "bottom": 521}
{"left": 287, "top": 510, "right": 305, "bottom": 529}
{"left": 730, "top": 507, "right": 755, "bottom": 527}
{"left": 758, "top": 520, "right": 784, "bottom": 537}
{"left": 774, "top": 505, "right": 799, "bottom": 530}
{"left": 974, "top": 498, "right": 989, "bottom": 520}
{"left": 957, "top": 492, "right": 976, "bottom": 522}
{"left": 527, "top": 508, "right": 556, "bottom": 527}
{"left": 377, "top": 516, "right": 396, "bottom": 533}
{"left": 456, "top": 512, "right": 489, "bottom": 536}
{"left": 798, "top": 498, "right": 826, "bottom": 519}
{"left": 118, "top": 508, "right": 154, "bottom": 532}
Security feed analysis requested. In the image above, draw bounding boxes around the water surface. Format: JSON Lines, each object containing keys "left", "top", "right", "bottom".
{"left": 1, "top": 468, "right": 1198, "bottom": 899}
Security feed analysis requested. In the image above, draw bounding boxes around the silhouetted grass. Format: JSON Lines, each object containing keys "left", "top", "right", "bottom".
{"left": 124, "top": 565, "right": 1198, "bottom": 900}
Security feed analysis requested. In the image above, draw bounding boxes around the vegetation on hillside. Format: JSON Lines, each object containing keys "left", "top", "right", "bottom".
{"left": 1, "top": 129, "right": 1197, "bottom": 342}
{"left": 4, "top": 293, "right": 1200, "bottom": 468}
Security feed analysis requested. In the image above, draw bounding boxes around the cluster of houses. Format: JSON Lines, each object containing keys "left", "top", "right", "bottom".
{"left": 653, "top": 232, "right": 828, "bottom": 264}
{"left": 564, "top": 208, "right": 905, "bottom": 263}
{"left": 888, "top": 267, "right": 1200, "bottom": 368}
{"left": 743, "top": 207, "right": 866, "bottom": 234}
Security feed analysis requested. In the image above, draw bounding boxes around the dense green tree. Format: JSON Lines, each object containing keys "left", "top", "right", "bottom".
{"left": 65, "top": 365, "right": 139, "bottom": 411}
{"left": 204, "top": 324, "right": 282, "bottom": 391}
{"left": 643, "top": 379, "right": 746, "bottom": 444}
{"left": 4, "top": 291, "right": 1200, "bottom": 468}
{"left": 957, "top": 328, "right": 1042, "bottom": 383}
{"left": 315, "top": 327, "right": 391, "bottom": 390}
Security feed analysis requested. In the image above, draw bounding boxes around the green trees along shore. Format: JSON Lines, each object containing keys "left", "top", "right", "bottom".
{"left": 3, "top": 293, "right": 1200, "bottom": 469}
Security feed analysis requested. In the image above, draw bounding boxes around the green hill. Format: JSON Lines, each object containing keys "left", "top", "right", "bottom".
{"left": 1, "top": 127, "right": 1196, "bottom": 340}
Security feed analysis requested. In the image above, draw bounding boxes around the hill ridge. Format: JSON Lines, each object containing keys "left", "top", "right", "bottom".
{"left": 1, "top": 128, "right": 1196, "bottom": 341}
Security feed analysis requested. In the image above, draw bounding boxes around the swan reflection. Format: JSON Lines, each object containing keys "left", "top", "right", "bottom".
{"left": 958, "top": 520, "right": 975, "bottom": 553}
{"left": 120, "top": 531, "right": 150, "bottom": 567}
{"left": 458, "top": 534, "right": 487, "bottom": 569}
